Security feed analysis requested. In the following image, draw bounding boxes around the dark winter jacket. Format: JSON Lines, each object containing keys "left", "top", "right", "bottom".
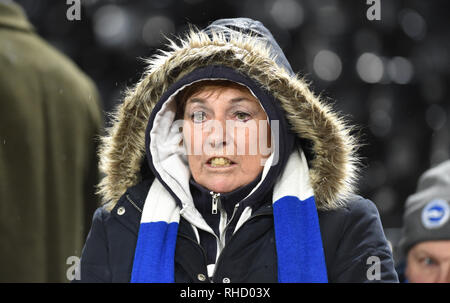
{"left": 78, "top": 18, "right": 398, "bottom": 283}
{"left": 79, "top": 177, "right": 398, "bottom": 282}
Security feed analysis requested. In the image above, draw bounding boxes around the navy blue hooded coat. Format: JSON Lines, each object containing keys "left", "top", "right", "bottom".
{"left": 78, "top": 18, "right": 398, "bottom": 283}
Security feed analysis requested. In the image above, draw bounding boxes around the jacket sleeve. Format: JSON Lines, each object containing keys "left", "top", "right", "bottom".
{"left": 329, "top": 197, "right": 399, "bottom": 282}
{"left": 75, "top": 207, "right": 112, "bottom": 282}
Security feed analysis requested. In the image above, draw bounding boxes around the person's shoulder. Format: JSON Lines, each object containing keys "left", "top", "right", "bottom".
{"left": 343, "top": 195, "right": 380, "bottom": 217}
{"left": 318, "top": 194, "right": 384, "bottom": 248}
{"left": 319, "top": 195, "right": 379, "bottom": 223}
{"left": 327, "top": 194, "right": 387, "bottom": 247}
{"left": 319, "top": 195, "right": 398, "bottom": 282}
{"left": 26, "top": 32, "right": 102, "bottom": 109}
{"left": 91, "top": 204, "right": 114, "bottom": 222}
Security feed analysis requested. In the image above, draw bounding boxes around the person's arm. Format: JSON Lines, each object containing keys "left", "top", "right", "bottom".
{"left": 330, "top": 197, "right": 399, "bottom": 282}
{"left": 75, "top": 207, "right": 112, "bottom": 282}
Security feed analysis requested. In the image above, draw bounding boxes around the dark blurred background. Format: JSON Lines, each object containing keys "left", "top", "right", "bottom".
{"left": 15, "top": 0, "right": 450, "bottom": 234}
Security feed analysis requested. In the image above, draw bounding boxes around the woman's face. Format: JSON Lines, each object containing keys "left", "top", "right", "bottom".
{"left": 182, "top": 84, "right": 271, "bottom": 193}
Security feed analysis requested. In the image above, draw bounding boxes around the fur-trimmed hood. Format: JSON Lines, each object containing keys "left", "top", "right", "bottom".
{"left": 97, "top": 18, "right": 359, "bottom": 211}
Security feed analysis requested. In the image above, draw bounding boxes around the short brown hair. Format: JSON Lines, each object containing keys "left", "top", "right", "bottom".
{"left": 174, "top": 80, "right": 250, "bottom": 120}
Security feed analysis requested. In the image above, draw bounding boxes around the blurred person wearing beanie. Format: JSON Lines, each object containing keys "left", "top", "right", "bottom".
{"left": 397, "top": 160, "right": 450, "bottom": 283}
{"left": 0, "top": 1, "right": 103, "bottom": 282}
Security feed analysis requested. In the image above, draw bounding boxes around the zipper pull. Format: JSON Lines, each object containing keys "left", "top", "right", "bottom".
{"left": 210, "top": 191, "right": 221, "bottom": 215}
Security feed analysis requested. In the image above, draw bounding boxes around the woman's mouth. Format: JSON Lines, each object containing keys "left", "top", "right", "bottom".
{"left": 207, "top": 157, "right": 235, "bottom": 168}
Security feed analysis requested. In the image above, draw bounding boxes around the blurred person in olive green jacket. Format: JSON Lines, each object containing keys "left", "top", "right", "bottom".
{"left": 0, "top": 1, "right": 103, "bottom": 282}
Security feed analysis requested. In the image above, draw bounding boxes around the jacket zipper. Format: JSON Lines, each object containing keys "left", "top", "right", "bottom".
{"left": 126, "top": 191, "right": 272, "bottom": 282}
{"left": 218, "top": 203, "right": 240, "bottom": 252}
{"left": 211, "top": 210, "right": 272, "bottom": 281}
{"left": 208, "top": 191, "right": 240, "bottom": 250}
{"left": 210, "top": 191, "right": 220, "bottom": 214}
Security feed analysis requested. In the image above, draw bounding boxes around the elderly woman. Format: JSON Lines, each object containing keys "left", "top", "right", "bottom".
{"left": 78, "top": 18, "right": 398, "bottom": 282}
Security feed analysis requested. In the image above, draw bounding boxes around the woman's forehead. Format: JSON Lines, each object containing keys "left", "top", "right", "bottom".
{"left": 186, "top": 84, "right": 259, "bottom": 105}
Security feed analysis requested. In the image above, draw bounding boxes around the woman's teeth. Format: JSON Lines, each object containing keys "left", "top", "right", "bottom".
{"left": 210, "top": 157, "right": 232, "bottom": 167}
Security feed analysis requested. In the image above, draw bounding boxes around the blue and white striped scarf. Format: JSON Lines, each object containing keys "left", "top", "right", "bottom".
{"left": 130, "top": 148, "right": 328, "bottom": 283}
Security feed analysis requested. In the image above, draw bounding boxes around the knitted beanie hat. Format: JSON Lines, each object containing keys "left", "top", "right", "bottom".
{"left": 399, "top": 160, "right": 450, "bottom": 257}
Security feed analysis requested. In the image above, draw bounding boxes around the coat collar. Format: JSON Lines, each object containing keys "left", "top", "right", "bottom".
{"left": 109, "top": 178, "right": 152, "bottom": 236}
{"left": 189, "top": 172, "right": 262, "bottom": 219}
{"left": 109, "top": 176, "right": 274, "bottom": 237}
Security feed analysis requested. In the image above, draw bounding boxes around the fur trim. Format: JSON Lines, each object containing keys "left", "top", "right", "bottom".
{"left": 98, "top": 30, "right": 360, "bottom": 211}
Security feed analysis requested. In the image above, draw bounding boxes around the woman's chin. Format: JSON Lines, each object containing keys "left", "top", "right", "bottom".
{"left": 202, "top": 178, "right": 238, "bottom": 193}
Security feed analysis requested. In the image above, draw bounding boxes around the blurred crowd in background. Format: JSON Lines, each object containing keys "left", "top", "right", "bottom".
{"left": 13, "top": 0, "right": 450, "bottom": 245}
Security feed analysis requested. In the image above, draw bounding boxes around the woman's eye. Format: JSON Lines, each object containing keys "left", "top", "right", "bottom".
{"left": 235, "top": 112, "right": 251, "bottom": 122}
{"left": 422, "top": 257, "right": 436, "bottom": 266}
{"left": 191, "top": 111, "right": 206, "bottom": 123}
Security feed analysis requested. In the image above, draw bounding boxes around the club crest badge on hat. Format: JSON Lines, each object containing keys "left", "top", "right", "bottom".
{"left": 421, "top": 199, "right": 450, "bottom": 229}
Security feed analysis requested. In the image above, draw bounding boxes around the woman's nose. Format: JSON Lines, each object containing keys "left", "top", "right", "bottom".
{"left": 206, "top": 118, "right": 229, "bottom": 149}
